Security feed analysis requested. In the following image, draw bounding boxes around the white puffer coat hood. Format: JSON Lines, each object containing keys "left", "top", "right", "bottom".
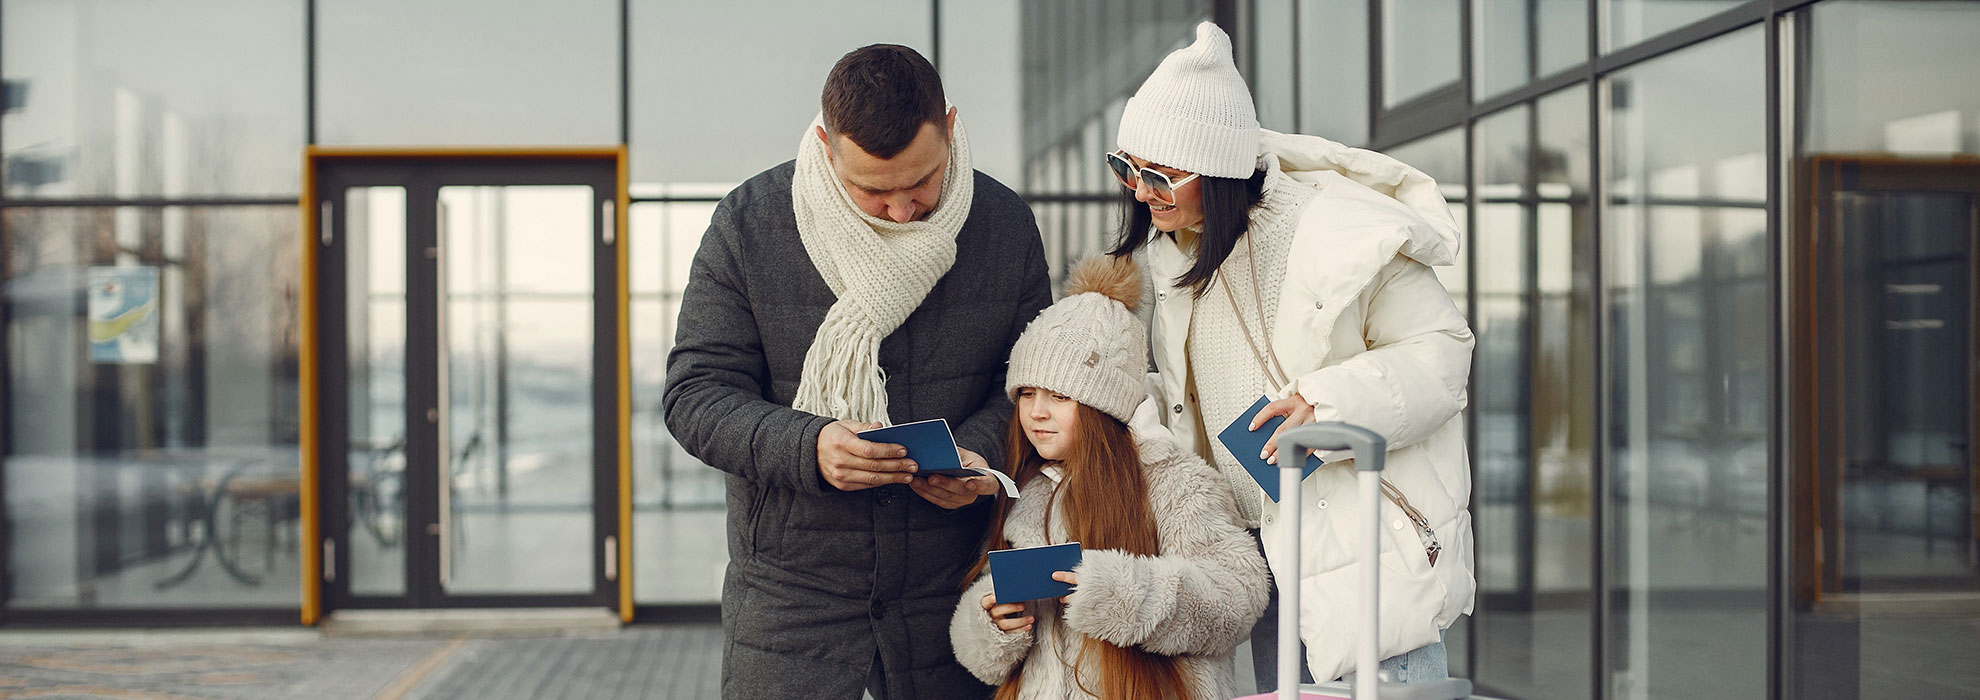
{"left": 1259, "top": 128, "right": 1461, "bottom": 268}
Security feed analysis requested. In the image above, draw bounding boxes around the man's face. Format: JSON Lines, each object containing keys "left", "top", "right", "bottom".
{"left": 819, "top": 110, "right": 954, "bottom": 223}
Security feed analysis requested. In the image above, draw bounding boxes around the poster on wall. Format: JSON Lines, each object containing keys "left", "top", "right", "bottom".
{"left": 87, "top": 266, "right": 160, "bottom": 364}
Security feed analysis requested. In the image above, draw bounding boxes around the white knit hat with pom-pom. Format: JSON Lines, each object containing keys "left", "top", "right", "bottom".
{"left": 1117, "top": 21, "right": 1260, "bottom": 179}
{"left": 1005, "top": 256, "right": 1147, "bottom": 423}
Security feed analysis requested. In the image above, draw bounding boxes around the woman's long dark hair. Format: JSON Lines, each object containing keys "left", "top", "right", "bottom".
{"left": 1105, "top": 167, "right": 1267, "bottom": 298}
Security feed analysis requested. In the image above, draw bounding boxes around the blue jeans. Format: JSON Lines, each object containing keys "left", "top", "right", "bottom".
{"left": 1378, "top": 637, "right": 1450, "bottom": 684}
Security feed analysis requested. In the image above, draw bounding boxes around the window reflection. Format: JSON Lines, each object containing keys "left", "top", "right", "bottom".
{"left": 1608, "top": 0, "right": 1744, "bottom": 53}
{"left": 1299, "top": 0, "right": 1369, "bottom": 145}
{"left": 1465, "top": 88, "right": 1599, "bottom": 700}
{"left": 3, "top": 206, "right": 301, "bottom": 608}
{"left": 630, "top": 0, "right": 931, "bottom": 187}
{"left": 1381, "top": 0, "right": 1461, "bottom": 107}
{"left": 0, "top": 0, "right": 304, "bottom": 197}
{"left": 1603, "top": 25, "right": 1768, "bottom": 700}
{"left": 1806, "top": 1, "right": 1980, "bottom": 158}
{"left": 1474, "top": 0, "right": 1589, "bottom": 99}
{"left": 318, "top": 0, "right": 617, "bottom": 147}
{"left": 1796, "top": 4, "right": 1980, "bottom": 698}
{"left": 631, "top": 201, "right": 726, "bottom": 604}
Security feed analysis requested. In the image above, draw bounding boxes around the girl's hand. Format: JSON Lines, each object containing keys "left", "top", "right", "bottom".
{"left": 981, "top": 593, "right": 1032, "bottom": 633}
{"left": 1051, "top": 570, "right": 1078, "bottom": 604}
{"left": 1253, "top": 395, "right": 1317, "bottom": 465}
{"left": 909, "top": 448, "right": 999, "bottom": 509}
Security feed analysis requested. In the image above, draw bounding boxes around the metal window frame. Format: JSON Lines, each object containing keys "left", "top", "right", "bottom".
{"left": 1369, "top": 0, "right": 1782, "bottom": 152}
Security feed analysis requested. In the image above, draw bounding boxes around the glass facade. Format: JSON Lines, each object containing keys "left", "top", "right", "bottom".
{"left": 1, "top": 0, "right": 305, "bottom": 196}
{"left": 1473, "top": 0, "right": 1589, "bottom": 99}
{"left": 1209, "top": 3, "right": 1973, "bottom": 700}
{"left": 1604, "top": 26, "right": 1770, "bottom": 700}
{"left": 317, "top": 0, "right": 620, "bottom": 147}
{"left": 0, "top": 4, "right": 1974, "bottom": 699}
{"left": 3, "top": 205, "right": 301, "bottom": 608}
{"left": 1380, "top": 0, "right": 1461, "bottom": 107}
{"left": 1298, "top": 0, "right": 1371, "bottom": 146}
{"left": 1794, "top": 3, "right": 1980, "bottom": 698}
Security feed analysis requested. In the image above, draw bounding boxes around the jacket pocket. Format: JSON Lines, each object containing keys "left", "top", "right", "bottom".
{"left": 745, "top": 487, "right": 770, "bottom": 559}
{"left": 1382, "top": 499, "right": 1436, "bottom": 579}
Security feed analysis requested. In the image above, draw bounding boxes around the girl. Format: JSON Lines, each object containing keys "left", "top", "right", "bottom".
{"left": 1109, "top": 21, "right": 1477, "bottom": 686}
{"left": 949, "top": 256, "right": 1268, "bottom": 700}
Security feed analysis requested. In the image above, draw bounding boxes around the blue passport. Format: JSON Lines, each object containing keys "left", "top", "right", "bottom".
{"left": 855, "top": 418, "right": 965, "bottom": 474}
{"left": 857, "top": 419, "right": 1022, "bottom": 497}
{"left": 988, "top": 542, "right": 1082, "bottom": 602}
{"left": 1216, "top": 395, "right": 1323, "bottom": 502}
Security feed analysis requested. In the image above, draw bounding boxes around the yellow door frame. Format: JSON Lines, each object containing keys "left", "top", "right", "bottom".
{"left": 298, "top": 146, "right": 633, "bottom": 624}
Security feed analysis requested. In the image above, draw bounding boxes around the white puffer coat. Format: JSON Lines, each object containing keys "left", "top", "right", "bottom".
{"left": 948, "top": 416, "right": 1270, "bottom": 699}
{"left": 1135, "top": 129, "right": 1477, "bottom": 683}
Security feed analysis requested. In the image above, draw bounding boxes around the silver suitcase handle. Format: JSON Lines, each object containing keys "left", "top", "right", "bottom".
{"left": 1270, "top": 423, "right": 1473, "bottom": 700}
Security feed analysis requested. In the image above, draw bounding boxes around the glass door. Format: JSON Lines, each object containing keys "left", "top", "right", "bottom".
{"left": 1828, "top": 189, "right": 1976, "bottom": 595}
{"left": 1803, "top": 159, "right": 1980, "bottom": 602}
{"left": 1794, "top": 155, "right": 1980, "bottom": 700}
{"left": 317, "top": 157, "right": 621, "bottom": 609}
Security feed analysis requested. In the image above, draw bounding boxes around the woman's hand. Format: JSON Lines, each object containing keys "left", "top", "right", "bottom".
{"left": 981, "top": 593, "right": 1032, "bottom": 633}
{"left": 1051, "top": 570, "right": 1079, "bottom": 604}
{"left": 1253, "top": 395, "right": 1317, "bottom": 465}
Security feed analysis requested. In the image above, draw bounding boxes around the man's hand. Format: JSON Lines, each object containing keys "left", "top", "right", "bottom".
{"left": 1254, "top": 395, "right": 1317, "bottom": 465}
{"left": 909, "top": 447, "right": 999, "bottom": 509}
{"left": 817, "top": 420, "right": 917, "bottom": 491}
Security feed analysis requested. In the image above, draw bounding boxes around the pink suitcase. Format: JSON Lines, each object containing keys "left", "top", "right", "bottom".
{"left": 1234, "top": 422, "right": 1482, "bottom": 700}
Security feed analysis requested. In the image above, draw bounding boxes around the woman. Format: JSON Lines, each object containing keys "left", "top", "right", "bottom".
{"left": 949, "top": 257, "right": 1268, "bottom": 700}
{"left": 1109, "top": 21, "right": 1477, "bottom": 686}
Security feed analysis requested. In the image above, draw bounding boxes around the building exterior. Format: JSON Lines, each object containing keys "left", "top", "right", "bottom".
{"left": 2, "top": 2, "right": 1976, "bottom": 699}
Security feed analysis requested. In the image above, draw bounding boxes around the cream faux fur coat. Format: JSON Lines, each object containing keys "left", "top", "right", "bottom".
{"left": 949, "top": 411, "right": 1269, "bottom": 700}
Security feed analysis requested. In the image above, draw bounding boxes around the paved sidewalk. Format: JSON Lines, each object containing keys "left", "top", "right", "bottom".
{"left": 0, "top": 625, "right": 722, "bottom": 699}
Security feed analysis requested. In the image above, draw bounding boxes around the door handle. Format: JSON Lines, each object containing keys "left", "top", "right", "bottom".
{"left": 435, "top": 206, "right": 453, "bottom": 589}
{"left": 319, "top": 201, "right": 333, "bottom": 247}
{"left": 601, "top": 200, "right": 616, "bottom": 246}
{"left": 604, "top": 535, "right": 618, "bottom": 582}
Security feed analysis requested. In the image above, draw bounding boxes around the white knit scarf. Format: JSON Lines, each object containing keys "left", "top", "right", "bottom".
{"left": 790, "top": 112, "right": 974, "bottom": 423}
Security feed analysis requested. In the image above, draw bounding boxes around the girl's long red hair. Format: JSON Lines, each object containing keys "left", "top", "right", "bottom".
{"left": 965, "top": 401, "right": 1191, "bottom": 700}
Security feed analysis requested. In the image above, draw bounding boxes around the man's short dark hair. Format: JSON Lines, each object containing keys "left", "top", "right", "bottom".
{"left": 821, "top": 44, "right": 947, "bottom": 159}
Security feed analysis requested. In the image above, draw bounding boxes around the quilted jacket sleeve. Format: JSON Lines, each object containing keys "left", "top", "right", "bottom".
{"left": 662, "top": 192, "right": 836, "bottom": 493}
{"left": 1288, "top": 256, "right": 1473, "bottom": 454}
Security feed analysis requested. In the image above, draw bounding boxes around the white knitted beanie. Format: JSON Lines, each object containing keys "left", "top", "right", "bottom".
{"left": 1005, "top": 256, "right": 1147, "bottom": 423}
{"left": 1117, "top": 21, "right": 1261, "bottom": 179}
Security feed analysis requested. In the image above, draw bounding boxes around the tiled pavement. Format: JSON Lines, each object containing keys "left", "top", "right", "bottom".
{"left": 0, "top": 625, "right": 723, "bottom": 700}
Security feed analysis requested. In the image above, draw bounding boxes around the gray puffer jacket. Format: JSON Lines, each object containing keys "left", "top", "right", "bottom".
{"left": 665, "top": 161, "right": 1051, "bottom": 699}
{"left": 949, "top": 425, "right": 1269, "bottom": 699}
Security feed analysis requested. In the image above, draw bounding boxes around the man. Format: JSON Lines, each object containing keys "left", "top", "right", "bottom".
{"left": 663, "top": 44, "right": 1050, "bottom": 699}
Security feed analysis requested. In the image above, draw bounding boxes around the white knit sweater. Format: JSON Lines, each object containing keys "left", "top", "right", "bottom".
{"left": 1160, "top": 166, "right": 1315, "bottom": 527}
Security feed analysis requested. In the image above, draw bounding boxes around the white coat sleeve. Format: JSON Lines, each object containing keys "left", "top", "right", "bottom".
{"left": 949, "top": 573, "right": 1034, "bottom": 686}
{"left": 1060, "top": 453, "right": 1270, "bottom": 657}
{"left": 1287, "top": 256, "right": 1473, "bottom": 453}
